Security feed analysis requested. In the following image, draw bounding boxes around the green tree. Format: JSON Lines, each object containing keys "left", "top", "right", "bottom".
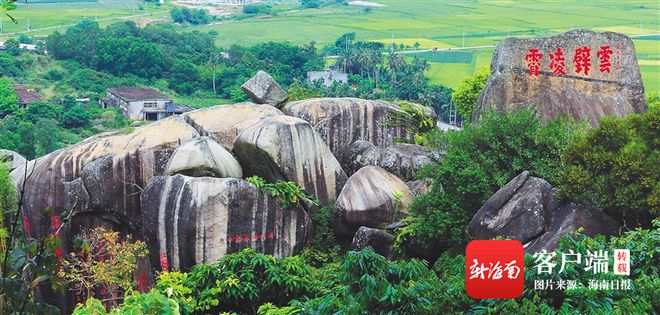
{"left": 3, "top": 38, "right": 20, "bottom": 56}
{"left": 34, "top": 119, "right": 62, "bottom": 157}
{"left": 558, "top": 107, "right": 659, "bottom": 227}
{"left": 0, "top": 78, "right": 19, "bottom": 118}
{"left": 451, "top": 68, "right": 489, "bottom": 119}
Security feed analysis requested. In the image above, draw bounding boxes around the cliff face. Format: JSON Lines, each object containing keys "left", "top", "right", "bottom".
{"left": 474, "top": 29, "right": 646, "bottom": 126}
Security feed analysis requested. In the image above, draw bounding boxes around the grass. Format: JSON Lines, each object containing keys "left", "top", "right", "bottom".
{"left": 0, "top": 1, "right": 170, "bottom": 38}
{"left": 185, "top": 0, "right": 659, "bottom": 91}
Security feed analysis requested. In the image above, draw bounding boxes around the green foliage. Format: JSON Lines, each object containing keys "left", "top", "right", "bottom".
{"left": 72, "top": 290, "right": 180, "bottom": 315}
{"left": 156, "top": 272, "right": 194, "bottom": 315}
{"left": 451, "top": 68, "right": 489, "bottom": 119}
{"left": 558, "top": 108, "right": 658, "bottom": 227}
{"left": 161, "top": 248, "right": 313, "bottom": 314}
{"left": 404, "top": 110, "right": 579, "bottom": 251}
{"left": 427, "top": 223, "right": 659, "bottom": 314}
{"left": 246, "top": 176, "right": 319, "bottom": 208}
{"left": 3, "top": 38, "right": 20, "bottom": 56}
{"left": 384, "top": 101, "right": 436, "bottom": 145}
{"left": 287, "top": 82, "right": 322, "bottom": 102}
{"left": 289, "top": 249, "right": 439, "bottom": 314}
{"left": 300, "top": 205, "right": 340, "bottom": 267}
{"left": 0, "top": 78, "right": 19, "bottom": 118}
{"left": 171, "top": 7, "right": 212, "bottom": 25}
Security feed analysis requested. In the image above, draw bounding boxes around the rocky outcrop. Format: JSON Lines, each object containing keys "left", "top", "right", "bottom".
{"left": 241, "top": 71, "right": 288, "bottom": 107}
{"left": 351, "top": 226, "right": 394, "bottom": 259}
{"left": 468, "top": 171, "right": 556, "bottom": 243}
{"left": 283, "top": 98, "right": 416, "bottom": 158}
{"left": 342, "top": 140, "right": 441, "bottom": 181}
{"left": 332, "top": 166, "right": 412, "bottom": 236}
{"left": 141, "top": 175, "right": 312, "bottom": 271}
{"left": 0, "top": 149, "right": 26, "bottom": 171}
{"left": 468, "top": 171, "right": 619, "bottom": 253}
{"left": 184, "top": 102, "right": 282, "bottom": 150}
{"left": 525, "top": 203, "right": 619, "bottom": 253}
{"left": 475, "top": 29, "right": 646, "bottom": 126}
{"left": 233, "top": 115, "right": 347, "bottom": 208}
{"left": 12, "top": 116, "right": 199, "bottom": 240}
{"left": 165, "top": 137, "right": 242, "bottom": 178}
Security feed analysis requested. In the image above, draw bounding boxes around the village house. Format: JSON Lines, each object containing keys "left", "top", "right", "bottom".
{"left": 101, "top": 87, "right": 192, "bottom": 121}
{"left": 12, "top": 85, "right": 46, "bottom": 108}
{"left": 307, "top": 69, "right": 349, "bottom": 87}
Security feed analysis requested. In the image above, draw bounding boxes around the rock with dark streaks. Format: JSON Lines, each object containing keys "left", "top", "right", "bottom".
{"left": 351, "top": 226, "right": 394, "bottom": 259}
{"left": 233, "top": 115, "right": 348, "bottom": 208}
{"left": 332, "top": 166, "right": 412, "bottom": 236}
{"left": 141, "top": 174, "right": 312, "bottom": 271}
{"left": 283, "top": 98, "right": 435, "bottom": 158}
{"left": 241, "top": 71, "right": 288, "bottom": 107}
{"left": 475, "top": 29, "right": 646, "bottom": 126}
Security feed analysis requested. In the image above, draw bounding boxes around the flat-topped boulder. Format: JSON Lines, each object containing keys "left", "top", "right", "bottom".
{"left": 475, "top": 29, "right": 646, "bottom": 126}
{"left": 184, "top": 102, "right": 282, "bottom": 150}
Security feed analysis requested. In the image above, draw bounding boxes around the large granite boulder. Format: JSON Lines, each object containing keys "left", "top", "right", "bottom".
{"left": 283, "top": 98, "right": 426, "bottom": 158}
{"left": 525, "top": 203, "right": 619, "bottom": 253}
{"left": 351, "top": 226, "right": 394, "bottom": 259}
{"left": 0, "top": 149, "right": 26, "bottom": 171}
{"left": 165, "top": 136, "right": 242, "bottom": 178}
{"left": 468, "top": 171, "right": 556, "bottom": 244}
{"left": 141, "top": 175, "right": 312, "bottom": 271}
{"left": 332, "top": 166, "right": 413, "bottom": 236}
{"left": 475, "top": 29, "right": 646, "bottom": 126}
{"left": 342, "top": 140, "right": 441, "bottom": 181}
{"left": 468, "top": 171, "right": 619, "bottom": 253}
{"left": 12, "top": 116, "right": 200, "bottom": 239}
{"left": 241, "top": 71, "right": 288, "bottom": 107}
{"left": 184, "top": 102, "right": 282, "bottom": 150}
{"left": 233, "top": 115, "right": 348, "bottom": 208}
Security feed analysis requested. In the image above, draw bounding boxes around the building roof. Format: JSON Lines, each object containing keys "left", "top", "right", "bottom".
{"left": 307, "top": 70, "right": 349, "bottom": 87}
{"left": 12, "top": 85, "right": 46, "bottom": 106}
{"left": 108, "top": 87, "right": 171, "bottom": 102}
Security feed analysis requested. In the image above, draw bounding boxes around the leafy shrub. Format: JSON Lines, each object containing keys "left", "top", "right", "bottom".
{"left": 156, "top": 249, "right": 313, "bottom": 314}
{"left": 246, "top": 176, "right": 319, "bottom": 208}
{"left": 72, "top": 290, "right": 180, "bottom": 315}
{"left": 300, "top": 205, "right": 340, "bottom": 267}
{"left": 403, "top": 110, "right": 579, "bottom": 251}
{"left": 451, "top": 68, "right": 489, "bottom": 119}
{"left": 384, "top": 101, "right": 437, "bottom": 146}
{"left": 558, "top": 108, "right": 659, "bottom": 227}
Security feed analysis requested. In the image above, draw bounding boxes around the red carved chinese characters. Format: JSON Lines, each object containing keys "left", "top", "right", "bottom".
{"left": 159, "top": 252, "right": 169, "bottom": 271}
{"left": 597, "top": 45, "right": 613, "bottom": 73}
{"left": 573, "top": 46, "right": 591, "bottom": 76}
{"left": 548, "top": 48, "right": 566, "bottom": 75}
{"left": 525, "top": 49, "right": 543, "bottom": 76}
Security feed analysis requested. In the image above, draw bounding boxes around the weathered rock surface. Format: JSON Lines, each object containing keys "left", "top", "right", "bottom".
{"left": 234, "top": 115, "right": 347, "bottom": 208}
{"left": 351, "top": 226, "right": 394, "bottom": 259}
{"left": 184, "top": 102, "right": 282, "bottom": 150}
{"left": 283, "top": 98, "right": 425, "bottom": 158}
{"left": 0, "top": 149, "right": 26, "bottom": 171}
{"left": 332, "top": 166, "right": 412, "bottom": 236}
{"left": 165, "top": 137, "right": 242, "bottom": 178}
{"left": 524, "top": 203, "right": 619, "bottom": 253}
{"left": 468, "top": 171, "right": 556, "bottom": 244}
{"left": 468, "top": 171, "right": 619, "bottom": 253}
{"left": 141, "top": 175, "right": 312, "bottom": 271}
{"left": 241, "top": 71, "right": 288, "bottom": 107}
{"left": 407, "top": 179, "right": 432, "bottom": 196}
{"left": 343, "top": 140, "right": 441, "bottom": 181}
{"left": 475, "top": 29, "right": 646, "bottom": 126}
